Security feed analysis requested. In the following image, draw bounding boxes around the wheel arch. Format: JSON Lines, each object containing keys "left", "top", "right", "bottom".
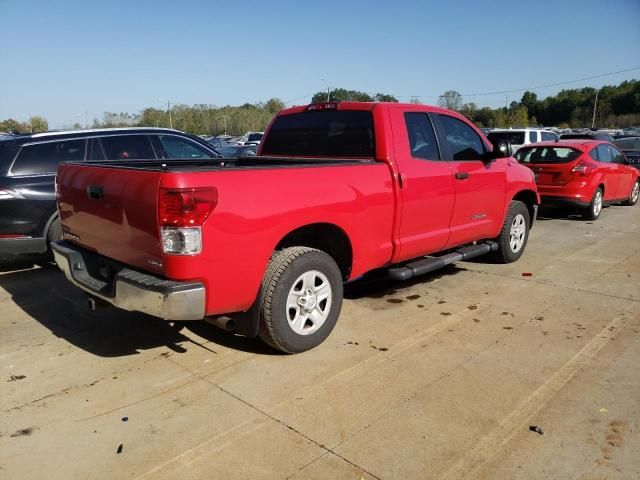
{"left": 511, "top": 189, "right": 538, "bottom": 225}
{"left": 275, "top": 223, "right": 353, "bottom": 280}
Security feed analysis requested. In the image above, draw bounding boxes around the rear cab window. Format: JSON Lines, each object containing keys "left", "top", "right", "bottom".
{"left": 11, "top": 139, "right": 86, "bottom": 175}
{"left": 100, "top": 135, "right": 155, "bottom": 160}
{"left": 528, "top": 131, "right": 538, "bottom": 143}
{"left": 515, "top": 146, "right": 581, "bottom": 164}
{"left": 260, "top": 110, "right": 375, "bottom": 158}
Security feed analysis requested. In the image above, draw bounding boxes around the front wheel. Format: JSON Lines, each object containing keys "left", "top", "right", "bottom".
{"left": 492, "top": 200, "right": 530, "bottom": 263}
{"left": 583, "top": 187, "right": 603, "bottom": 220}
{"left": 258, "top": 247, "right": 343, "bottom": 353}
{"left": 622, "top": 179, "right": 639, "bottom": 206}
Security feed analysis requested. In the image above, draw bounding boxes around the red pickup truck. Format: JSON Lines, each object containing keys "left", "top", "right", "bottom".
{"left": 53, "top": 102, "right": 539, "bottom": 353}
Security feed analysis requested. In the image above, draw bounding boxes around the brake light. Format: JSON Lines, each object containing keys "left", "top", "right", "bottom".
{"left": 306, "top": 102, "right": 339, "bottom": 111}
{"left": 158, "top": 188, "right": 218, "bottom": 255}
{"left": 571, "top": 161, "right": 595, "bottom": 176}
{"left": 159, "top": 188, "right": 218, "bottom": 227}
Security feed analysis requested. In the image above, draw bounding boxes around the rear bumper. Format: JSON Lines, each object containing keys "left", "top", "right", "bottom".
{"left": 0, "top": 237, "right": 47, "bottom": 255}
{"left": 52, "top": 241, "right": 205, "bottom": 321}
{"left": 537, "top": 184, "right": 592, "bottom": 208}
{"left": 540, "top": 197, "right": 590, "bottom": 208}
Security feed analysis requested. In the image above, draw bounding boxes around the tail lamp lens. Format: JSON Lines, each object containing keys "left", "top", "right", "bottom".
{"left": 158, "top": 188, "right": 218, "bottom": 255}
{"left": 159, "top": 188, "right": 218, "bottom": 227}
{"left": 161, "top": 227, "right": 202, "bottom": 255}
{"left": 571, "top": 161, "right": 593, "bottom": 176}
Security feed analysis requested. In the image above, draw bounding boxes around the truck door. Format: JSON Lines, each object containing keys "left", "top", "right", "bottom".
{"left": 391, "top": 108, "right": 455, "bottom": 262}
{"left": 433, "top": 113, "right": 506, "bottom": 247}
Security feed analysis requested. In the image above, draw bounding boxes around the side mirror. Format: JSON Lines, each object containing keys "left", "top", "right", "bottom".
{"left": 486, "top": 140, "right": 512, "bottom": 161}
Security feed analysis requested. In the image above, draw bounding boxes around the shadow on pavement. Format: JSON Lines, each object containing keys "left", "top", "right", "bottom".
{"left": 0, "top": 261, "right": 274, "bottom": 357}
{"left": 1, "top": 257, "right": 471, "bottom": 358}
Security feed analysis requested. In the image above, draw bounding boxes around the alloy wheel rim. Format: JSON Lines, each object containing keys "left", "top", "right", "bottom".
{"left": 632, "top": 182, "right": 639, "bottom": 203}
{"left": 593, "top": 191, "right": 602, "bottom": 216}
{"left": 286, "top": 270, "right": 332, "bottom": 336}
{"left": 509, "top": 213, "right": 526, "bottom": 253}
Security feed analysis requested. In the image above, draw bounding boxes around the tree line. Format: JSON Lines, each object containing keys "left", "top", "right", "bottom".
{"left": 1, "top": 79, "right": 637, "bottom": 135}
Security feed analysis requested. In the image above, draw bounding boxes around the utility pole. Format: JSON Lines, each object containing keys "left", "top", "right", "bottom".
{"left": 591, "top": 89, "right": 599, "bottom": 129}
{"left": 167, "top": 100, "right": 173, "bottom": 129}
{"left": 321, "top": 77, "right": 331, "bottom": 102}
{"left": 85, "top": 110, "right": 88, "bottom": 129}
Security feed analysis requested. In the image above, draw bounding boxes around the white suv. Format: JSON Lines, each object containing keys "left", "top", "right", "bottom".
{"left": 486, "top": 128, "right": 559, "bottom": 153}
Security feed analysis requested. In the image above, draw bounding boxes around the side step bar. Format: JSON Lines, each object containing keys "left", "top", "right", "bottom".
{"left": 387, "top": 241, "right": 498, "bottom": 281}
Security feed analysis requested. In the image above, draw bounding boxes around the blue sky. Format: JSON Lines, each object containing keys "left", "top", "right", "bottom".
{"left": 1, "top": 0, "right": 638, "bottom": 128}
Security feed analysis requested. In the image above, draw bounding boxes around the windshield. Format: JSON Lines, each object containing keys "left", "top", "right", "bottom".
{"left": 487, "top": 131, "right": 526, "bottom": 145}
{"left": 261, "top": 110, "right": 375, "bottom": 157}
{"left": 515, "top": 146, "right": 582, "bottom": 164}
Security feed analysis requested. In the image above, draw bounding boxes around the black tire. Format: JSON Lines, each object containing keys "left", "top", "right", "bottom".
{"left": 492, "top": 200, "right": 530, "bottom": 264}
{"left": 47, "top": 217, "right": 63, "bottom": 246}
{"left": 258, "top": 247, "right": 343, "bottom": 354}
{"left": 622, "top": 179, "right": 639, "bottom": 206}
{"left": 583, "top": 187, "right": 603, "bottom": 220}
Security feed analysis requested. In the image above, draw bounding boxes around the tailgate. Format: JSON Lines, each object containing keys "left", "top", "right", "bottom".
{"left": 527, "top": 162, "right": 575, "bottom": 185}
{"left": 57, "top": 163, "right": 165, "bottom": 274}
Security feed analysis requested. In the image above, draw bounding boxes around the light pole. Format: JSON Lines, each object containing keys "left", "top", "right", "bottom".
{"left": 591, "top": 89, "right": 599, "bottom": 129}
{"left": 158, "top": 97, "right": 173, "bottom": 129}
{"left": 320, "top": 77, "right": 331, "bottom": 102}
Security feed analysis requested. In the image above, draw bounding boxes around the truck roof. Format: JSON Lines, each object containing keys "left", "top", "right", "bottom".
{"left": 278, "top": 101, "right": 463, "bottom": 117}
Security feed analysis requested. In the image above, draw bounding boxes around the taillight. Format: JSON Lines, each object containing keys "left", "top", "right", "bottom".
{"left": 159, "top": 188, "right": 218, "bottom": 227}
{"left": 158, "top": 188, "right": 218, "bottom": 255}
{"left": 571, "top": 161, "right": 595, "bottom": 176}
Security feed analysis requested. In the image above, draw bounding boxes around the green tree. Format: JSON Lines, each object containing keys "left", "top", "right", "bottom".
{"left": 29, "top": 116, "right": 48, "bottom": 132}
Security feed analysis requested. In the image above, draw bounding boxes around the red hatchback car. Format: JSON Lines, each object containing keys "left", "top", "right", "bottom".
{"left": 515, "top": 140, "right": 639, "bottom": 220}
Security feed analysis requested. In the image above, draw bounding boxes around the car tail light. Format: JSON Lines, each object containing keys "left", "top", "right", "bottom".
{"left": 158, "top": 188, "right": 218, "bottom": 255}
{"left": 571, "top": 161, "right": 595, "bottom": 176}
{"left": 0, "top": 188, "right": 24, "bottom": 200}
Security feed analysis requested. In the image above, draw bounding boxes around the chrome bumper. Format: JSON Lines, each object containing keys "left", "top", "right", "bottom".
{"left": 52, "top": 242, "right": 205, "bottom": 321}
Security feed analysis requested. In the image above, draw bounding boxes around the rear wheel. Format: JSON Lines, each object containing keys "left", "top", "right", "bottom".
{"left": 622, "top": 179, "right": 639, "bottom": 206}
{"left": 492, "top": 200, "right": 530, "bottom": 263}
{"left": 258, "top": 247, "right": 343, "bottom": 353}
{"left": 583, "top": 188, "right": 603, "bottom": 220}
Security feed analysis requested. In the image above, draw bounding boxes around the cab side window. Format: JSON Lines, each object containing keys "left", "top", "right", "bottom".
{"left": 541, "top": 132, "right": 557, "bottom": 142}
{"left": 11, "top": 139, "right": 86, "bottom": 175}
{"left": 437, "top": 115, "right": 485, "bottom": 161}
{"left": 528, "top": 131, "right": 538, "bottom": 143}
{"left": 404, "top": 113, "right": 440, "bottom": 161}
{"left": 100, "top": 135, "right": 155, "bottom": 160}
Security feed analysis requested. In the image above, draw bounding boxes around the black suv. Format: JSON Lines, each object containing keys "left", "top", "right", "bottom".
{"left": 0, "top": 128, "right": 220, "bottom": 257}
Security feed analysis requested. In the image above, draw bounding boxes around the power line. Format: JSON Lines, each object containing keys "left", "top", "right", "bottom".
{"left": 392, "top": 66, "right": 640, "bottom": 100}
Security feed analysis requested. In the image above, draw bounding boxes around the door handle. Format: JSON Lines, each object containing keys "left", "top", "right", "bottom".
{"left": 455, "top": 172, "right": 469, "bottom": 180}
{"left": 87, "top": 185, "right": 104, "bottom": 200}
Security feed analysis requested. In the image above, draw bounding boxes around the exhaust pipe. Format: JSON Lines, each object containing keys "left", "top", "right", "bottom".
{"left": 205, "top": 316, "right": 236, "bottom": 332}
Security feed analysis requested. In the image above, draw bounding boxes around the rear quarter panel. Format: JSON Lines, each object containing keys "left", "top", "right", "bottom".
{"left": 161, "top": 163, "right": 395, "bottom": 314}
